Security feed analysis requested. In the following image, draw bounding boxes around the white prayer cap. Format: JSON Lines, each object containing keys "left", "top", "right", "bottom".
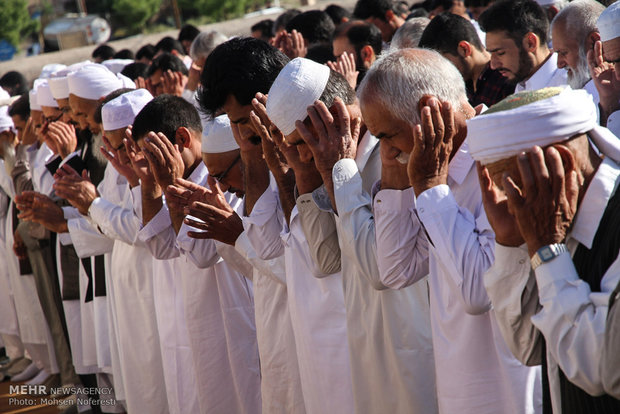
{"left": 0, "top": 106, "right": 15, "bottom": 134}
{"left": 36, "top": 80, "right": 59, "bottom": 108}
{"left": 201, "top": 115, "right": 239, "bottom": 153}
{"left": 29, "top": 89, "right": 41, "bottom": 111}
{"left": 40, "top": 63, "right": 67, "bottom": 79}
{"left": 102, "top": 59, "right": 134, "bottom": 74}
{"left": 49, "top": 61, "right": 92, "bottom": 99}
{"left": 68, "top": 64, "right": 124, "bottom": 100}
{"left": 598, "top": 1, "right": 620, "bottom": 42}
{"left": 467, "top": 87, "right": 597, "bottom": 165}
{"left": 102, "top": 88, "right": 153, "bottom": 131}
{"left": 266, "top": 57, "right": 330, "bottom": 136}
{"left": 534, "top": 0, "right": 556, "bottom": 6}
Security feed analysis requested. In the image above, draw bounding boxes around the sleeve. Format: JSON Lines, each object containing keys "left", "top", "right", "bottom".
{"left": 88, "top": 196, "right": 143, "bottom": 246}
{"left": 10, "top": 145, "right": 34, "bottom": 195}
{"left": 66, "top": 216, "right": 114, "bottom": 258}
{"left": 332, "top": 158, "right": 386, "bottom": 290}
{"left": 175, "top": 221, "right": 221, "bottom": 269}
{"left": 235, "top": 231, "right": 287, "bottom": 285}
{"left": 606, "top": 110, "right": 620, "bottom": 138}
{"left": 215, "top": 241, "right": 253, "bottom": 281}
{"left": 297, "top": 190, "right": 341, "bottom": 275}
{"left": 531, "top": 250, "right": 620, "bottom": 395}
{"left": 58, "top": 206, "right": 81, "bottom": 246}
{"left": 137, "top": 203, "right": 180, "bottom": 260}
{"left": 373, "top": 187, "right": 430, "bottom": 290}
{"left": 243, "top": 176, "right": 286, "bottom": 260}
{"left": 483, "top": 243, "right": 543, "bottom": 366}
{"left": 416, "top": 184, "right": 495, "bottom": 314}
{"left": 601, "top": 283, "right": 620, "bottom": 398}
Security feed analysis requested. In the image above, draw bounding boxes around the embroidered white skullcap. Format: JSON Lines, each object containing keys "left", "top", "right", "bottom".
{"left": 36, "top": 80, "right": 58, "bottom": 108}
{"left": 266, "top": 57, "right": 330, "bottom": 135}
{"left": 467, "top": 87, "right": 597, "bottom": 165}
{"left": 40, "top": 63, "right": 67, "bottom": 79}
{"left": 0, "top": 106, "right": 15, "bottom": 134}
{"left": 48, "top": 61, "right": 92, "bottom": 99}
{"left": 598, "top": 0, "right": 620, "bottom": 42}
{"left": 68, "top": 64, "right": 124, "bottom": 100}
{"left": 201, "top": 115, "right": 239, "bottom": 153}
{"left": 102, "top": 59, "right": 134, "bottom": 74}
{"left": 102, "top": 88, "right": 153, "bottom": 131}
{"left": 29, "top": 89, "right": 41, "bottom": 111}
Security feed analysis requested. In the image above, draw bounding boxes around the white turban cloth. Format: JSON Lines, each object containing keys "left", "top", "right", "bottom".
{"left": 49, "top": 61, "right": 92, "bottom": 100}
{"left": 467, "top": 87, "right": 598, "bottom": 165}
{"left": 102, "top": 88, "right": 153, "bottom": 131}
{"left": 68, "top": 64, "right": 129, "bottom": 101}
{"left": 102, "top": 59, "right": 134, "bottom": 74}
{"left": 36, "top": 81, "right": 58, "bottom": 108}
{"left": 598, "top": 0, "right": 620, "bottom": 42}
{"left": 202, "top": 115, "right": 239, "bottom": 153}
{"left": 40, "top": 63, "right": 67, "bottom": 79}
{"left": 0, "top": 106, "right": 15, "bottom": 134}
{"left": 266, "top": 57, "right": 330, "bottom": 136}
{"left": 29, "top": 89, "right": 41, "bottom": 111}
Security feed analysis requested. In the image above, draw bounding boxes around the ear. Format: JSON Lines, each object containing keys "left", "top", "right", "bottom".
{"left": 522, "top": 32, "right": 539, "bottom": 53}
{"left": 587, "top": 30, "right": 601, "bottom": 50}
{"left": 385, "top": 9, "right": 395, "bottom": 22}
{"left": 552, "top": 143, "right": 576, "bottom": 175}
{"left": 174, "top": 127, "right": 192, "bottom": 149}
{"left": 457, "top": 40, "right": 473, "bottom": 58}
{"left": 360, "top": 45, "right": 375, "bottom": 64}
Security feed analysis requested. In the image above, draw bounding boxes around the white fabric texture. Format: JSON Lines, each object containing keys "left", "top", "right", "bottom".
{"left": 102, "top": 59, "right": 134, "bottom": 74}
{"left": 36, "top": 81, "right": 58, "bottom": 108}
{"left": 0, "top": 106, "right": 15, "bottom": 134}
{"left": 467, "top": 87, "right": 597, "bottom": 164}
{"left": 201, "top": 115, "right": 239, "bottom": 153}
{"left": 102, "top": 89, "right": 153, "bottom": 131}
{"left": 266, "top": 57, "right": 330, "bottom": 135}
{"left": 68, "top": 64, "right": 124, "bottom": 100}
{"left": 29, "top": 89, "right": 41, "bottom": 111}
{"left": 598, "top": 1, "right": 620, "bottom": 42}
{"left": 40, "top": 63, "right": 66, "bottom": 79}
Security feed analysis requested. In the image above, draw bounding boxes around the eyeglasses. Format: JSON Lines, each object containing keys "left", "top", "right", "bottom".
{"left": 212, "top": 154, "right": 241, "bottom": 183}
{"left": 43, "top": 112, "right": 63, "bottom": 124}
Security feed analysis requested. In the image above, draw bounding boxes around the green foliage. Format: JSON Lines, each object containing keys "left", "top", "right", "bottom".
{"left": 0, "top": 0, "right": 39, "bottom": 49}
{"left": 178, "top": 0, "right": 268, "bottom": 22}
{"left": 111, "top": 0, "right": 161, "bottom": 34}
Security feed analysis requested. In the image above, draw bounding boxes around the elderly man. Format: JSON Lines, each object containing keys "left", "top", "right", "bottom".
{"left": 479, "top": 0, "right": 567, "bottom": 92}
{"left": 419, "top": 12, "right": 515, "bottom": 107}
{"left": 588, "top": 1, "right": 620, "bottom": 138}
{"left": 290, "top": 57, "right": 437, "bottom": 412}
{"left": 354, "top": 47, "right": 541, "bottom": 414}
{"left": 474, "top": 87, "right": 620, "bottom": 413}
{"left": 551, "top": 0, "right": 604, "bottom": 97}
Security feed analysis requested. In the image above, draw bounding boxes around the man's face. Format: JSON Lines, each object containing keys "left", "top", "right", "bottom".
{"left": 203, "top": 150, "right": 244, "bottom": 198}
{"left": 552, "top": 22, "right": 590, "bottom": 89}
{"left": 69, "top": 94, "right": 101, "bottom": 134}
{"left": 149, "top": 69, "right": 164, "bottom": 96}
{"left": 284, "top": 124, "right": 318, "bottom": 164}
{"left": 602, "top": 37, "right": 620, "bottom": 81}
{"left": 56, "top": 97, "right": 78, "bottom": 125}
{"left": 222, "top": 95, "right": 262, "bottom": 147}
{"left": 333, "top": 36, "right": 359, "bottom": 62}
{"left": 486, "top": 31, "right": 534, "bottom": 83}
{"left": 361, "top": 93, "right": 415, "bottom": 165}
{"left": 366, "top": 17, "right": 393, "bottom": 42}
{"left": 11, "top": 115, "right": 26, "bottom": 139}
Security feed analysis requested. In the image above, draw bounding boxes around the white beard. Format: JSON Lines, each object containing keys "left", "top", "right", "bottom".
{"left": 91, "top": 132, "right": 108, "bottom": 164}
{"left": 396, "top": 151, "right": 410, "bottom": 165}
{"left": 567, "top": 49, "right": 591, "bottom": 90}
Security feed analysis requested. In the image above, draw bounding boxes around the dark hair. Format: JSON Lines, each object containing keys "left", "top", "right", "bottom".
{"left": 465, "top": 0, "right": 493, "bottom": 8}
{"left": 334, "top": 20, "right": 382, "bottom": 58}
{"left": 178, "top": 24, "right": 200, "bottom": 42}
{"left": 354, "top": 0, "right": 397, "bottom": 20}
{"left": 419, "top": 12, "right": 483, "bottom": 54}
{"left": 274, "top": 9, "right": 301, "bottom": 34}
{"left": 198, "top": 37, "right": 289, "bottom": 119}
{"left": 121, "top": 62, "right": 150, "bottom": 81}
{"left": 306, "top": 43, "right": 336, "bottom": 64}
{"left": 407, "top": 7, "right": 430, "bottom": 18}
{"left": 0, "top": 71, "right": 27, "bottom": 96}
{"left": 136, "top": 44, "right": 156, "bottom": 61}
{"left": 251, "top": 19, "right": 274, "bottom": 42}
{"left": 319, "top": 70, "right": 357, "bottom": 107}
{"left": 479, "top": 0, "right": 548, "bottom": 46}
{"left": 92, "top": 44, "right": 116, "bottom": 61}
{"left": 132, "top": 94, "right": 202, "bottom": 144}
{"left": 325, "top": 4, "right": 352, "bottom": 25}
{"left": 113, "top": 49, "right": 135, "bottom": 60}
{"left": 285, "top": 10, "right": 336, "bottom": 44}
{"left": 431, "top": 0, "right": 455, "bottom": 12}
{"left": 147, "top": 53, "right": 189, "bottom": 77}
{"left": 93, "top": 88, "right": 136, "bottom": 125}
{"left": 155, "top": 36, "right": 185, "bottom": 55}
{"left": 8, "top": 93, "right": 30, "bottom": 120}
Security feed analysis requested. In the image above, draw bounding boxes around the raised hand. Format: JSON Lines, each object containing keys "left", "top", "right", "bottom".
{"left": 141, "top": 131, "right": 185, "bottom": 189}
{"left": 502, "top": 146, "right": 579, "bottom": 257}
{"left": 16, "top": 191, "right": 68, "bottom": 233}
{"left": 587, "top": 40, "right": 620, "bottom": 121}
{"left": 124, "top": 133, "right": 154, "bottom": 187}
{"left": 165, "top": 177, "right": 210, "bottom": 216}
{"left": 101, "top": 135, "right": 139, "bottom": 187}
{"left": 47, "top": 121, "right": 77, "bottom": 159}
{"left": 408, "top": 96, "right": 455, "bottom": 196}
{"left": 53, "top": 164, "right": 98, "bottom": 216}
{"left": 162, "top": 70, "right": 187, "bottom": 97}
{"left": 327, "top": 52, "right": 359, "bottom": 90}
{"left": 20, "top": 116, "right": 38, "bottom": 146}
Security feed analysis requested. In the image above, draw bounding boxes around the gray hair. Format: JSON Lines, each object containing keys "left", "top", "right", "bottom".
{"left": 391, "top": 17, "right": 431, "bottom": 50}
{"left": 189, "top": 31, "right": 229, "bottom": 62}
{"left": 552, "top": 0, "right": 604, "bottom": 50}
{"left": 358, "top": 48, "right": 466, "bottom": 125}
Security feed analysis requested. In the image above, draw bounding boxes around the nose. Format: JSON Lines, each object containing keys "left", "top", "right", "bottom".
{"left": 489, "top": 54, "right": 500, "bottom": 70}
{"left": 556, "top": 54, "right": 566, "bottom": 69}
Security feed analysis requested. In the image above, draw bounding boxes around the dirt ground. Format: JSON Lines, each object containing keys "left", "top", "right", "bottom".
{"left": 0, "top": 0, "right": 356, "bottom": 85}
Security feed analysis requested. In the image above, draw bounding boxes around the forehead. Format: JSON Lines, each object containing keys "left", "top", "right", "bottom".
{"left": 41, "top": 105, "right": 61, "bottom": 116}
{"left": 103, "top": 128, "right": 125, "bottom": 145}
{"left": 222, "top": 95, "right": 252, "bottom": 121}
{"left": 204, "top": 150, "right": 239, "bottom": 171}
{"left": 360, "top": 94, "right": 400, "bottom": 131}
{"left": 485, "top": 31, "right": 518, "bottom": 49}
{"left": 333, "top": 36, "right": 355, "bottom": 55}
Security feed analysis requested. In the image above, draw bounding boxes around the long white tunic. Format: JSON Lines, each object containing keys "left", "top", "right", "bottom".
{"left": 0, "top": 163, "right": 19, "bottom": 338}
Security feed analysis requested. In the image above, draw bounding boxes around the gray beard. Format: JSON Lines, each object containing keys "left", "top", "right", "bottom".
{"left": 90, "top": 132, "right": 108, "bottom": 165}
{"left": 567, "top": 48, "right": 591, "bottom": 90}
{"left": 1, "top": 141, "right": 15, "bottom": 173}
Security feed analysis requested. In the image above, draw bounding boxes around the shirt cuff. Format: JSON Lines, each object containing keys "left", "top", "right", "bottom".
{"left": 244, "top": 186, "right": 278, "bottom": 226}
{"left": 332, "top": 158, "right": 359, "bottom": 184}
{"left": 62, "top": 206, "right": 82, "bottom": 220}
{"left": 138, "top": 205, "right": 171, "bottom": 242}
{"left": 416, "top": 184, "right": 453, "bottom": 218}
{"left": 534, "top": 250, "right": 579, "bottom": 292}
{"left": 88, "top": 197, "right": 112, "bottom": 227}
{"left": 607, "top": 110, "right": 620, "bottom": 138}
{"left": 311, "top": 185, "right": 334, "bottom": 212}
{"left": 373, "top": 187, "right": 415, "bottom": 212}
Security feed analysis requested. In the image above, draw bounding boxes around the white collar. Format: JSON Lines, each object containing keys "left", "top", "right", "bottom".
{"left": 569, "top": 157, "right": 620, "bottom": 249}
{"left": 188, "top": 160, "right": 208, "bottom": 186}
{"left": 518, "top": 53, "right": 561, "bottom": 91}
{"left": 355, "top": 130, "right": 378, "bottom": 172}
{"left": 448, "top": 140, "right": 474, "bottom": 185}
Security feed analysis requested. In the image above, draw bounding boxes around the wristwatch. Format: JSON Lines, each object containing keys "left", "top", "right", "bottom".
{"left": 530, "top": 243, "right": 568, "bottom": 270}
